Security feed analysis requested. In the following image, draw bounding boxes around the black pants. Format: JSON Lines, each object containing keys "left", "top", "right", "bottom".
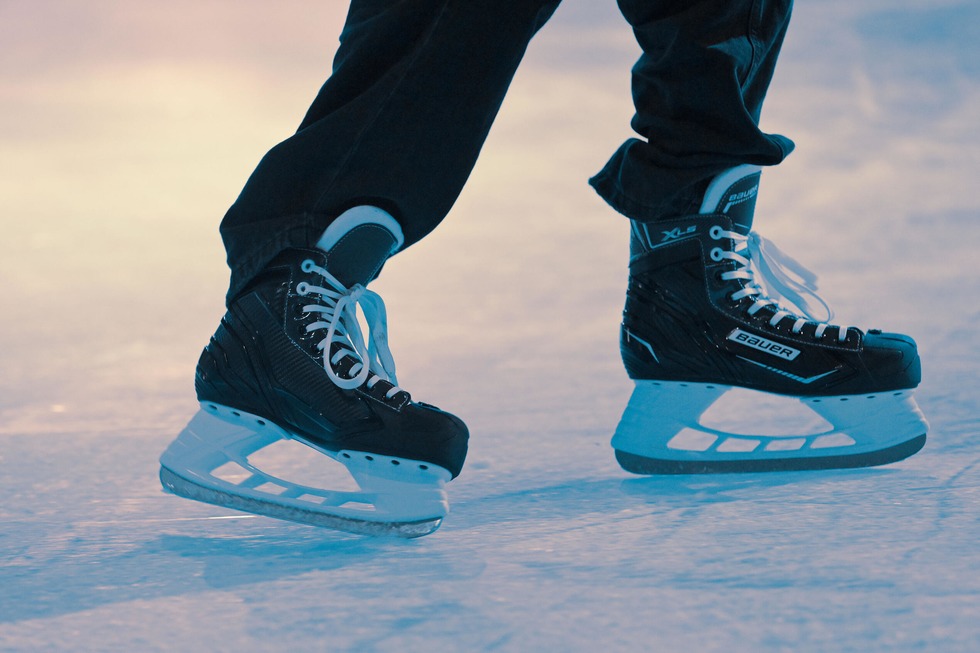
{"left": 220, "top": 0, "right": 795, "bottom": 300}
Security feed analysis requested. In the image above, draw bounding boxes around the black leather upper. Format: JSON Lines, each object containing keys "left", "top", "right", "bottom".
{"left": 622, "top": 214, "right": 921, "bottom": 396}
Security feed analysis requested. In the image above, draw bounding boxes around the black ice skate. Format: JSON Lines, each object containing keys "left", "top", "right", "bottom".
{"left": 159, "top": 206, "right": 468, "bottom": 537}
{"left": 614, "top": 165, "right": 928, "bottom": 474}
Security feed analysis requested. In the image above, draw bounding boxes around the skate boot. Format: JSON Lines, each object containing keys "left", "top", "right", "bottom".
{"left": 159, "top": 206, "right": 468, "bottom": 537}
{"left": 614, "top": 165, "right": 928, "bottom": 473}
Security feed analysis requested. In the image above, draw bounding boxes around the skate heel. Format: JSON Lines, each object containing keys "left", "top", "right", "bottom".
{"left": 160, "top": 406, "right": 450, "bottom": 537}
{"left": 613, "top": 381, "right": 928, "bottom": 474}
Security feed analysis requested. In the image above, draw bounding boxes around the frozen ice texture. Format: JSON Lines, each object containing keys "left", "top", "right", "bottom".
{"left": 1, "top": 0, "right": 978, "bottom": 651}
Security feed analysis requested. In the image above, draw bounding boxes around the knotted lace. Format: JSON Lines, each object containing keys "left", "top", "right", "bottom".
{"left": 295, "top": 258, "right": 402, "bottom": 396}
{"left": 708, "top": 225, "right": 852, "bottom": 341}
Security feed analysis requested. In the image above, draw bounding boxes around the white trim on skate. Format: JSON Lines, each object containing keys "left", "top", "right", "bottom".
{"left": 316, "top": 205, "right": 405, "bottom": 254}
{"left": 159, "top": 403, "right": 451, "bottom": 537}
{"left": 699, "top": 164, "right": 762, "bottom": 214}
{"left": 624, "top": 328, "right": 660, "bottom": 363}
{"left": 612, "top": 380, "right": 928, "bottom": 471}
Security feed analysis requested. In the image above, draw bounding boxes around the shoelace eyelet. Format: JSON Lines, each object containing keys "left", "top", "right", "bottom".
{"left": 292, "top": 262, "right": 403, "bottom": 393}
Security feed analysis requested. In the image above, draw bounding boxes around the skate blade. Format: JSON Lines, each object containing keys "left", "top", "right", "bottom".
{"left": 159, "top": 466, "right": 442, "bottom": 538}
{"left": 158, "top": 406, "right": 451, "bottom": 538}
{"left": 613, "top": 381, "right": 929, "bottom": 474}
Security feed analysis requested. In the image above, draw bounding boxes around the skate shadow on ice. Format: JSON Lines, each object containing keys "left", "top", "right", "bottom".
{"left": 618, "top": 466, "right": 902, "bottom": 505}
{"left": 451, "top": 466, "right": 902, "bottom": 532}
{"left": 153, "top": 529, "right": 384, "bottom": 581}
{"left": 0, "top": 521, "right": 475, "bottom": 624}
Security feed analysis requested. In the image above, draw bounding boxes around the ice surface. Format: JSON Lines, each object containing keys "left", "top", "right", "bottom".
{"left": 1, "top": 0, "right": 979, "bottom": 651}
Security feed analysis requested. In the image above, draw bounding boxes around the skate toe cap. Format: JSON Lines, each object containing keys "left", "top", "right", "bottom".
{"left": 404, "top": 404, "right": 470, "bottom": 479}
{"left": 349, "top": 402, "right": 468, "bottom": 479}
{"left": 862, "top": 331, "right": 921, "bottom": 389}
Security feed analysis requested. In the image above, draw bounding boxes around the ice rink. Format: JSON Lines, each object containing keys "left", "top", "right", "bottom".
{"left": 2, "top": 1, "right": 978, "bottom": 651}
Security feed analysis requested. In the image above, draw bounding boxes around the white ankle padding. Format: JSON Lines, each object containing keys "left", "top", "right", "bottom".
{"left": 699, "top": 164, "right": 762, "bottom": 214}
{"left": 316, "top": 206, "right": 405, "bottom": 254}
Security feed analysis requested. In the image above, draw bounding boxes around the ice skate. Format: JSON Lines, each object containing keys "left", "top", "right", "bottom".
{"left": 614, "top": 165, "right": 928, "bottom": 473}
{"left": 160, "top": 206, "right": 468, "bottom": 537}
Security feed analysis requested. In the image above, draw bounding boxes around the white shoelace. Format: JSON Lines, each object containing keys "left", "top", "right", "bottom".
{"left": 708, "top": 225, "right": 852, "bottom": 341}
{"left": 295, "top": 258, "right": 403, "bottom": 397}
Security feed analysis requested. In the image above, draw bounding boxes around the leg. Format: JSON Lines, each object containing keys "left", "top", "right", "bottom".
{"left": 604, "top": 0, "right": 928, "bottom": 472}
{"left": 591, "top": 0, "right": 794, "bottom": 221}
{"left": 161, "top": 0, "right": 562, "bottom": 535}
{"left": 220, "top": 0, "right": 561, "bottom": 301}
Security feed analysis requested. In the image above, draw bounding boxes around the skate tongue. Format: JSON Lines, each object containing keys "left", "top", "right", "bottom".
{"left": 698, "top": 164, "right": 761, "bottom": 236}
{"left": 315, "top": 206, "right": 405, "bottom": 288}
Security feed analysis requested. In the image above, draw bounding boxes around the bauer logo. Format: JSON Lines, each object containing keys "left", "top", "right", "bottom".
{"left": 727, "top": 329, "right": 800, "bottom": 360}
{"left": 723, "top": 184, "right": 758, "bottom": 213}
